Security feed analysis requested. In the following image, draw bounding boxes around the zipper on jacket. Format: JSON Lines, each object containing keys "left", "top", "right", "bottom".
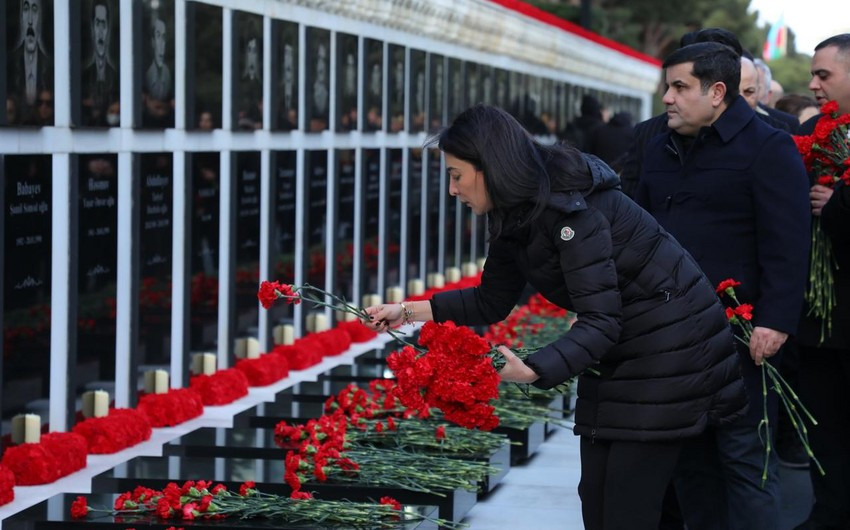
{"left": 591, "top": 428, "right": 596, "bottom": 444}
{"left": 659, "top": 289, "right": 671, "bottom": 302}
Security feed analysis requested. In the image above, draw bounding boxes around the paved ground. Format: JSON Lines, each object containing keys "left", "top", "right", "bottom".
{"left": 465, "top": 426, "right": 814, "bottom": 529}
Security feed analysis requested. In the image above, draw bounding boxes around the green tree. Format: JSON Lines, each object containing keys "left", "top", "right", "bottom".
{"left": 527, "top": 0, "right": 787, "bottom": 61}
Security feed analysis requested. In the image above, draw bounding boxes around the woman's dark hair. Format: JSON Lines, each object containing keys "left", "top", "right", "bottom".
{"left": 426, "top": 104, "right": 592, "bottom": 239}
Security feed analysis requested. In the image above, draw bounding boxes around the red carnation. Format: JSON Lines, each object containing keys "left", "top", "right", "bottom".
{"left": 715, "top": 278, "right": 741, "bottom": 294}
{"left": 380, "top": 496, "right": 402, "bottom": 511}
{"left": 734, "top": 304, "right": 754, "bottom": 321}
{"left": 70, "top": 496, "right": 89, "bottom": 519}
{"left": 239, "top": 481, "right": 256, "bottom": 496}
{"left": 435, "top": 425, "right": 446, "bottom": 440}
{"left": 291, "top": 491, "right": 314, "bottom": 500}
{"left": 821, "top": 100, "right": 839, "bottom": 116}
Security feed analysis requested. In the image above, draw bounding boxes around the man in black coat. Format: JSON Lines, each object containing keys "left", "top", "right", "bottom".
{"left": 620, "top": 30, "right": 793, "bottom": 199}
{"left": 793, "top": 33, "right": 850, "bottom": 530}
{"left": 636, "top": 42, "right": 810, "bottom": 530}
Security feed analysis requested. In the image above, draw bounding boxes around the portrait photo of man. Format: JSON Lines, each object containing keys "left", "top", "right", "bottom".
{"left": 235, "top": 13, "right": 262, "bottom": 130}
{"left": 144, "top": 16, "right": 171, "bottom": 101}
{"left": 80, "top": 0, "right": 119, "bottom": 127}
{"left": 6, "top": 0, "right": 54, "bottom": 125}
{"left": 140, "top": 1, "right": 174, "bottom": 129}
{"left": 274, "top": 20, "right": 298, "bottom": 131}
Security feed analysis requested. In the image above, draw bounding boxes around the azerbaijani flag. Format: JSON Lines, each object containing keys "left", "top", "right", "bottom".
{"left": 763, "top": 14, "right": 788, "bottom": 61}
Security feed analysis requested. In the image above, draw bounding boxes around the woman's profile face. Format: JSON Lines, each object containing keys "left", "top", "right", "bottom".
{"left": 445, "top": 153, "right": 492, "bottom": 215}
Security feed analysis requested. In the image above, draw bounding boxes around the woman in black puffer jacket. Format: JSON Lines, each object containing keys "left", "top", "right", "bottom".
{"left": 365, "top": 104, "right": 747, "bottom": 529}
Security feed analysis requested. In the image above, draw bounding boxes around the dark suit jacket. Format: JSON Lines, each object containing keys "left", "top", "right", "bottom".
{"left": 796, "top": 113, "right": 850, "bottom": 348}
{"left": 636, "top": 96, "right": 811, "bottom": 417}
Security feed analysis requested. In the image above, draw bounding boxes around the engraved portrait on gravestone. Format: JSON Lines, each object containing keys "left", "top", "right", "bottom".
{"left": 140, "top": 1, "right": 174, "bottom": 128}
{"left": 335, "top": 33, "right": 358, "bottom": 131}
{"left": 81, "top": 0, "right": 119, "bottom": 127}
{"left": 6, "top": 0, "right": 53, "bottom": 126}
{"left": 235, "top": 13, "right": 262, "bottom": 130}
{"left": 273, "top": 20, "right": 298, "bottom": 131}
{"left": 145, "top": 17, "right": 170, "bottom": 101}
{"left": 313, "top": 42, "right": 328, "bottom": 117}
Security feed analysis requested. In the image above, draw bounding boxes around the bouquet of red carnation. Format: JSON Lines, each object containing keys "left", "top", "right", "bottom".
{"left": 72, "top": 408, "right": 152, "bottom": 454}
{"left": 388, "top": 321, "right": 501, "bottom": 431}
{"left": 136, "top": 388, "right": 204, "bottom": 427}
{"left": 70, "top": 479, "right": 458, "bottom": 528}
{"left": 235, "top": 353, "right": 290, "bottom": 386}
{"left": 272, "top": 342, "right": 322, "bottom": 370}
{"left": 189, "top": 368, "right": 250, "bottom": 406}
{"left": 1, "top": 432, "right": 88, "bottom": 485}
{"left": 793, "top": 100, "right": 850, "bottom": 341}
{"left": 716, "top": 278, "right": 824, "bottom": 485}
{"left": 0, "top": 464, "right": 14, "bottom": 506}
{"left": 275, "top": 411, "right": 493, "bottom": 497}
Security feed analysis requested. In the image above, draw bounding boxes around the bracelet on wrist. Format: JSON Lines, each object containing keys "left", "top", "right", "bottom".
{"left": 400, "top": 302, "right": 413, "bottom": 325}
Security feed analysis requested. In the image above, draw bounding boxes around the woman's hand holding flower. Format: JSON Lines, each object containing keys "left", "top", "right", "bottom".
{"left": 495, "top": 345, "right": 540, "bottom": 384}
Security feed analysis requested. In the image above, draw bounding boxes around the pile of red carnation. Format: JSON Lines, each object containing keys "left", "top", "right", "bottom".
{"left": 1, "top": 432, "right": 87, "bottom": 485}
{"left": 387, "top": 321, "right": 500, "bottom": 430}
{"left": 189, "top": 368, "right": 250, "bottom": 406}
{"left": 0, "top": 465, "right": 14, "bottom": 505}
{"left": 484, "top": 292, "right": 571, "bottom": 348}
{"left": 136, "top": 388, "right": 204, "bottom": 427}
{"left": 72, "top": 408, "right": 152, "bottom": 454}
{"left": 235, "top": 353, "right": 290, "bottom": 386}
{"left": 405, "top": 273, "right": 482, "bottom": 302}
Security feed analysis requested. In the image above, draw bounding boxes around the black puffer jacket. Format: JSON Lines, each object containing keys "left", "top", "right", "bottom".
{"left": 431, "top": 155, "right": 748, "bottom": 442}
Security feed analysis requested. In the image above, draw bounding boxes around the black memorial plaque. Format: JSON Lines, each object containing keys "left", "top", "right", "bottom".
{"left": 2, "top": 155, "right": 51, "bottom": 420}
{"left": 234, "top": 11, "right": 262, "bottom": 130}
{"left": 304, "top": 151, "right": 327, "bottom": 290}
{"left": 335, "top": 32, "right": 358, "bottom": 132}
{"left": 305, "top": 27, "right": 329, "bottom": 132}
{"left": 386, "top": 148, "right": 402, "bottom": 287}
{"left": 138, "top": 153, "right": 173, "bottom": 367}
{"left": 271, "top": 20, "right": 298, "bottom": 131}
{"left": 363, "top": 38, "right": 383, "bottom": 132}
{"left": 76, "top": 0, "right": 120, "bottom": 127}
{"left": 186, "top": 2, "right": 222, "bottom": 130}
{"left": 465, "top": 61, "right": 479, "bottom": 107}
{"left": 447, "top": 57, "right": 463, "bottom": 123}
{"left": 388, "top": 44, "right": 405, "bottom": 132}
{"left": 427, "top": 54, "right": 444, "bottom": 130}
{"left": 406, "top": 148, "right": 423, "bottom": 280}
{"left": 494, "top": 68, "right": 509, "bottom": 111}
{"left": 334, "top": 149, "right": 355, "bottom": 308}
{"left": 76, "top": 154, "right": 118, "bottom": 389}
{"left": 189, "top": 152, "right": 219, "bottom": 352}
{"left": 270, "top": 151, "right": 296, "bottom": 327}
{"left": 137, "top": 0, "right": 174, "bottom": 128}
{"left": 3, "top": 0, "right": 54, "bottom": 126}
{"left": 409, "top": 49, "right": 425, "bottom": 133}
{"left": 234, "top": 152, "right": 260, "bottom": 339}
{"left": 362, "top": 149, "right": 380, "bottom": 294}
{"left": 424, "top": 149, "right": 441, "bottom": 274}
{"left": 480, "top": 65, "right": 493, "bottom": 106}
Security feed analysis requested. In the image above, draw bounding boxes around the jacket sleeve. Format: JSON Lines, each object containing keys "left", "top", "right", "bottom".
{"left": 430, "top": 238, "right": 526, "bottom": 326}
{"left": 751, "top": 131, "right": 812, "bottom": 334}
{"left": 821, "top": 180, "right": 850, "bottom": 243}
{"left": 524, "top": 207, "right": 622, "bottom": 389}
